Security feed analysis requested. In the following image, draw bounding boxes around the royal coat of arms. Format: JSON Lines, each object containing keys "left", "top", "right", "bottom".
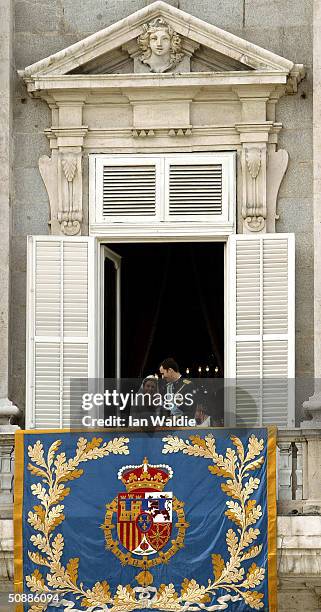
{"left": 102, "top": 457, "right": 188, "bottom": 581}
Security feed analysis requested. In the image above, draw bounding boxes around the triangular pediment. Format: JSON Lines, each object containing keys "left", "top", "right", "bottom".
{"left": 20, "top": 1, "right": 298, "bottom": 79}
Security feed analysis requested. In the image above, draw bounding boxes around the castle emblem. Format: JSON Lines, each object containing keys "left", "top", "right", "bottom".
{"left": 102, "top": 457, "right": 189, "bottom": 582}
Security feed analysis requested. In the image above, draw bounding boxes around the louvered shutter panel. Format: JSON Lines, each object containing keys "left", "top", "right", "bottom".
{"left": 26, "top": 237, "right": 96, "bottom": 429}
{"left": 92, "top": 153, "right": 234, "bottom": 226}
{"left": 226, "top": 234, "right": 295, "bottom": 428}
{"left": 103, "top": 165, "right": 156, "bottom": 217}
{"left": 168, "top": 164, "right": 222, "bottom": 218}
{"left": 165, "top": 154, "right": 233, "bottom": 222}
{"left": 94, "top": 157, "right": 161, "bottom": 223}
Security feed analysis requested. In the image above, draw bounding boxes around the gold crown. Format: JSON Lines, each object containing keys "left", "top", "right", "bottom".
{"left": 118, "top": 457, "right": 173, "bottom": 492}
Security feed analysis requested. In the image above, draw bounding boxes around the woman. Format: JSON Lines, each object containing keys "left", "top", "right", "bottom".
{"left": 132, "top": 375, "right": 163, "bottom": 422}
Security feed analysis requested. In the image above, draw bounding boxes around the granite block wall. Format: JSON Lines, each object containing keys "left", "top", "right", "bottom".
{"left": 10, "top": 0, "right": 314, "bottom": 412}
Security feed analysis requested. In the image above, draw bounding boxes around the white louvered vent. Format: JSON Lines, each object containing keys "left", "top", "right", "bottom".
{"left": 27, "top": 237, "right": 96, "bottom": 429}
{"left": 103, "top": 165, "right": 157, "bottom": 218}
{"left": 169, "top": 164, "right": 222, "bottom": 217}
{"left": 227, "top": 234, "right": 295, "bottom": 428}
{"left": 92, "top": 153, "right": 235, "bottom": 228}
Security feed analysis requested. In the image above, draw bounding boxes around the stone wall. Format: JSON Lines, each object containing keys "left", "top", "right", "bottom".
{"left": 11, "top": 0, "right": 314, "bottom": 413}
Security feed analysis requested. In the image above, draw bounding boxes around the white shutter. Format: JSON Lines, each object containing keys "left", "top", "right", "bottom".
{"left": 103, "top": 165, "right": 156, "bottom": 217}
{"left": 94, "top": 156, "right": 162, "bottom": 223}
{"left": 91, "top": 153, "right": 235, "bottom": 227}
{"left": 226, "top": 234, "right": 295, "bottom": 428}
{"left": 26, "top": 237, "right": 96, "bottom": 429}
{"left": 168, "top": 164, "right": 222, "bottom": 216}
{"left": 164, "top": 155, "right": 233, "bottom": 221}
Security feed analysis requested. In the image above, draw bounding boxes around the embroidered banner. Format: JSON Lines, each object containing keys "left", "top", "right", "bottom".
{"left": 14, "top": 428, "right": 277, "bottom": 611}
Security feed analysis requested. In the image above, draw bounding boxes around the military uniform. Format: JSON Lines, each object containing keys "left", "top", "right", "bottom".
{"left": 162, "top": 376, "right": 196, "bottom": 417}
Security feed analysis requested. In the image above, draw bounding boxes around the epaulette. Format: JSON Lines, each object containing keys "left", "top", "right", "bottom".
{"left": 182, "top": 379, "right": 191, "bottom": 384}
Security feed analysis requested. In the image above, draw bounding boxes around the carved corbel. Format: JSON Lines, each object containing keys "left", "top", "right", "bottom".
{"left": 57, "top": 153, "right": 83, "bottom": 235}
{"left": 39, "top": 151, "right": 83, "bottom": 236}
{"left": 240, "top": 145, "right": 289, "bottom": 233}
{"left": 241, "top": 146, "right": 267, "bottom": 233}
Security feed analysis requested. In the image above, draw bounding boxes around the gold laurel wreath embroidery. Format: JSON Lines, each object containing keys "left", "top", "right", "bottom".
{"left": 25, "top": 434, "right": 266, "bottom": 612}
{"left": 161, "top": 433, "right": 266, "bottom": 610}
{"left": 25, "top": 436, "right": 130, "bottom": 612}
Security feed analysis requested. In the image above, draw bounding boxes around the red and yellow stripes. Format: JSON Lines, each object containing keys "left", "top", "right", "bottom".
{"left": 117, "top": 521, "right": 142, "bottom": 552}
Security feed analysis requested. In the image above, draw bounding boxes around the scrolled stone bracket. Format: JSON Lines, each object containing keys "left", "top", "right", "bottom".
{"left": 58, "top": 154, "right": 82, "bottom": 236}
{"left": 236, "top": 122, "right": 289, "bottom": 233}
{"left": 241, "top": 145, "right": 267, "bottom": 233}
{"left": 39, "top": 126, "right": 88, "bottom": 236}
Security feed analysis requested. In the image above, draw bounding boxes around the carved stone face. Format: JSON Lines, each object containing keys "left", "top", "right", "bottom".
{"left": 137, "top": 18, "right": 184, "bottom": 74}
{"left": 149, "top": 28, "right": 171, "bottom": 57}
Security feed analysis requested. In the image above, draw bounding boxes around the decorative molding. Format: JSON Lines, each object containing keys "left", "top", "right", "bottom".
{"left": 22, "top": 73, "right": 295, "bottom": 98}
{"left": 123, "top": 20, "right": 199, "bottom": 74}
{"left": 132, "top": 127, "right": 192, "bottom": 137}
{"left": 168, "top": 127, "right": 192, "bottom": 137}
{"left": 51, "top": 127, "right": 88, "bottom": 138}
{"left": 39, "top": 125, "right": 88, "bottom": 236}
{"left": 132, "top": 128, "right": 156, "bottom": 137}
{"left": 137, "top": 17, "right": 185, "bottom": 73}
{"left": 58, "top": 153, "right": 83, "bottom": 236}
{"left": 61, "top": 156, "right": 77, "bottom": 182}
{"left": 89, "top": 222, "right": 235, "bottom": 241}
{"left": 246, "top": 147, "right": 261, "bottom": 179}
{"left": 39, "top": 152, "right": 84, "bottom": 236}
{"left": 241, "top": 146, "right": 267, "bottom": 232}
{"left": 286, "top": 65, "right": 306, "bottom": 94}
{"left": 240, "top": 144, "right": 288, "bottom": 233}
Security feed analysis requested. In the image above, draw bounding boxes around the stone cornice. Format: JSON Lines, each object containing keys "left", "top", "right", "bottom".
{"left": 22, "top": 71, "right": 293, "bottom": 98}
{"left": 43, "top": 124, "right": 284, "bottom": 149}
{"left": 50, "top": 127, "right": 89, "bottom": 138}
{"left": 235, "top": 121, "right": 276, "bottom": 132}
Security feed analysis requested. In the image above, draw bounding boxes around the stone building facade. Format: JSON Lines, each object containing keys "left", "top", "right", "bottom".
{"left": 0, "top": 0, "right": 321, "bottom": 609}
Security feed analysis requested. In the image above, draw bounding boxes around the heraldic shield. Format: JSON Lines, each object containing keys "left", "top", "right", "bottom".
{"left": 117, "top": 458, "right": 173, "bottom": 555}
{"left": 102, "top": 453, "right": 188, "bottom": 576}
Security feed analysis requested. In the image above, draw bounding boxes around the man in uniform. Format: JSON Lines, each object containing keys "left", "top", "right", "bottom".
{"left": 159, "top": 358, "right": 196, "bottom": 418}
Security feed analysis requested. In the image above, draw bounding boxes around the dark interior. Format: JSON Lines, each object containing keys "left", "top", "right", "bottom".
{"left": 104, "top": 242, "right": 224, "bottom": 378}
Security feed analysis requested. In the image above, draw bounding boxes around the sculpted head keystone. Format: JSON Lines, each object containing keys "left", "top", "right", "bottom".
{"left": 137, "top": 17, "right": 184, "bottom": 73}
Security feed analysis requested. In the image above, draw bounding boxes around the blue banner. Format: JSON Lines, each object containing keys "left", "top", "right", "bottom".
{"left": 15, "top": 428, "right": 277, "bottom": 611}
